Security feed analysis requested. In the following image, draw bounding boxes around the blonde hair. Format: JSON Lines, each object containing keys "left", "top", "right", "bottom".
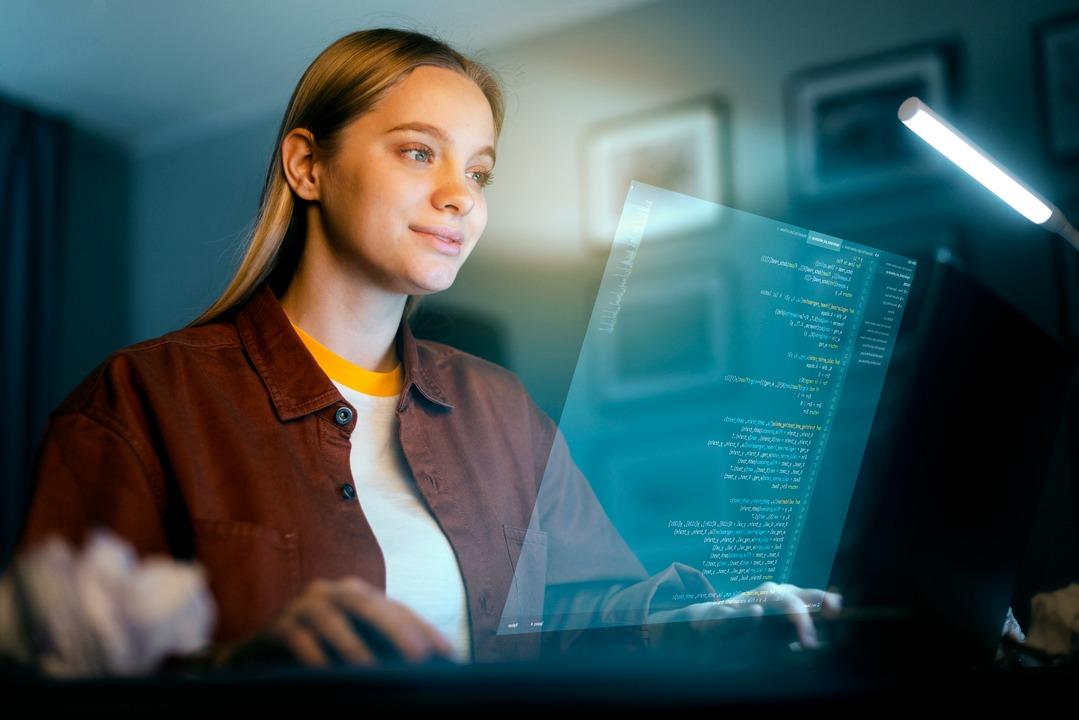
{"left": 189, "top": 28, "right": 505, "bottom": 327}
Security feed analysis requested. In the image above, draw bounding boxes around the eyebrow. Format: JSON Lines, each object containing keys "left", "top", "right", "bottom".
{"left": 386, "top": 122, "right": 496, "bottom": 165}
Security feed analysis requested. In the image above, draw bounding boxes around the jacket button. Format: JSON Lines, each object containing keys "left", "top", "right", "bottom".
{"left": 340, "top": 483, "right": 356, "bottom": 500}
{"left": 335, "top": 406, "right": 354, "bottom": 425}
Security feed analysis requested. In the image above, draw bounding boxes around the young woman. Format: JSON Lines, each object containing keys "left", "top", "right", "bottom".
{"left": 17, "top": 28, "right": 838, "bottom": 670}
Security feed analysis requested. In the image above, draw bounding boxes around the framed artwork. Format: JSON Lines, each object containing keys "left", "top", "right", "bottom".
{"left": 1034, "top": 13, "right": 1079, "bottom": 162}
{"left": 785, "top": 41, "right": 959, "bottom": 201}
{"left": 581, "top": 97, "right": 729, "bottom": 251}
{"left": 589, "top": 269, "right": 733, "bottom": 404}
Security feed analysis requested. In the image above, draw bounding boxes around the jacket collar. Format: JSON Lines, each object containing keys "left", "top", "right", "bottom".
{"left": 235, "top": 282, "right": 453, "bottom": 421}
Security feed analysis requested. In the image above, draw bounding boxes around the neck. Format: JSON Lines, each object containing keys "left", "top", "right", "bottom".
{"left": 280, "top": 226, "right": 407, "bottom": 373}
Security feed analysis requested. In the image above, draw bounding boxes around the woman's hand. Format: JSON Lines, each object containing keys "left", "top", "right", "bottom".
{"left": 215, "top": 576, "right": 455, "bottom": 669}
{"left": 646, "top": 582, "right": 843, "bottom": 651}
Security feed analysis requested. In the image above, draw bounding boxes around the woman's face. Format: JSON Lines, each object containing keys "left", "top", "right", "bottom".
{"left": 310, "top": 65, "right": 496, "bottom": 296}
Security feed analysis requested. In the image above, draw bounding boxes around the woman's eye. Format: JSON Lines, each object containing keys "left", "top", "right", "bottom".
{"left": 469, "top": 170, "right": 494, "bottom": 187}
{"left": 402, "top": 145, "right": 491, "bottom": 187}
{"left": 403, "top": 147, "right": 431, "bottom": 162}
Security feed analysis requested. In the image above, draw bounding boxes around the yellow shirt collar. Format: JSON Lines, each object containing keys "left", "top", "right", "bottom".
{"left": 290, "top": 321, "right": 404, "bottom": 397}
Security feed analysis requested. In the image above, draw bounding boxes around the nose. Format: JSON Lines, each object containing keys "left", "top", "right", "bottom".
{"left": 431, "top": 168, "right": 475, "bottom": 216}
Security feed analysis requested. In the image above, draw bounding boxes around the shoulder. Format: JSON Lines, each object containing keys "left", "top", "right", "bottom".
{"left": 414, "top": 337, "right": 559, "bottom": 457}
{"left": 53, "top": 321, "right": 243, "bottom": 418}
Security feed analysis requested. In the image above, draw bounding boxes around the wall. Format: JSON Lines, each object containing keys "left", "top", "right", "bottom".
{"left": 54, "top": 126, "right": 132, "bottom": 409}
{"left": 130, "top": 116, "right": 280, "bottom": 338}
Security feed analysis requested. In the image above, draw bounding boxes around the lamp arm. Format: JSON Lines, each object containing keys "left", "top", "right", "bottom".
{"left": 1045, "top": 207, "right": 1079, "bottom": 253}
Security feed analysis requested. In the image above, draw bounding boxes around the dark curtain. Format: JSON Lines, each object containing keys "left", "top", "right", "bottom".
{"left": 0, "top": 96, "right": 68, "bottom": 570}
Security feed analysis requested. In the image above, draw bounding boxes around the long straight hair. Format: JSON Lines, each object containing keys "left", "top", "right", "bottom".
{"left": 188, "top": 29, "right": 504, "bottom": 327}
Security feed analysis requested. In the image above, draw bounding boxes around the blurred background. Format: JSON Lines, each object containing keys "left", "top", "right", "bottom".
{"left": 2, "top": 0, "right": 1077, "bottom": 627}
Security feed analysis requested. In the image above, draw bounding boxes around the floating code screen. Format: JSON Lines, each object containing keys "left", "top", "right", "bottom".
{"left": 499, "top": 182, "right": 916, "bottom": 635}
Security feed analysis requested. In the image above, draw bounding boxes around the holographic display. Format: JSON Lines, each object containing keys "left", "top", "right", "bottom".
{"left": 498, "top": 182, "right": 915, "bottom": 637}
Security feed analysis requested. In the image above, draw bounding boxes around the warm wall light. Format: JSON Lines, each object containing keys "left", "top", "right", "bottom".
{"left": 898, "top": 96, "right": 1078, "bottom": 251}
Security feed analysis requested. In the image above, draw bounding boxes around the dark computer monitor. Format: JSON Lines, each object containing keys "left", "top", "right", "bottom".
{"left": 827, "top": 255, "right": 1075, "bottom": 668}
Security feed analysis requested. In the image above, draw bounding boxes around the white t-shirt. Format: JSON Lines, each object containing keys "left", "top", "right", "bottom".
{"left": 288, "top": 321, "right": 472, "bottom": 663}
{"left": 332, "top": 381, "right": 472, "bottom": 663}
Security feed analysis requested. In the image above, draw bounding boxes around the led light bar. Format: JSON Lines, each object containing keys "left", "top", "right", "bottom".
{"left": 898, "top": 97, "right": 1078, "bottom": 250}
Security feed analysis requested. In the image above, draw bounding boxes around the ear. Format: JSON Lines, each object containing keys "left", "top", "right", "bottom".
{"left": 281, "top": 128, "right": 321, "bottom": 202}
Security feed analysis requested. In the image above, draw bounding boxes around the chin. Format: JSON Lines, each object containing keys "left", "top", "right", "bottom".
{"left": 407, "top": 266, "right": 460, "bottom": 295}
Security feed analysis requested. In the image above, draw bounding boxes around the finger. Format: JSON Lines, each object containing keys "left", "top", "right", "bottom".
{"left": 778, "top": 584, "right": 843, "bottom": 619}
{"left": 680, "top": 600, "right": 738, "bottom": 635}
{"left": 297, "top": 604, "right": 377, "bottom": 666}
{"left": 713, "top": 598, "right": 764, "bottom": 622}
{"left": 693, "top": 600, "right": 769, "bottom": 641}
{"left": 738, "top": 583, "right": 776, "bottom": 606}
{"left": 821, "top": 590, "right": 843, "bottom": 619}
{"left": 767, "top": 588, "right": 818, "bottom": 650}
{"left": 334, "top": 587, "right": 442, "bottom": 662}
{"left": 397, "top": 603, "right": 456, "bottom": 659}
{"left": 784, "top": 585, "right": 827, "bottom": 611}
{"left": 281, "top": 624, "right": 331, "bottom": 668}
{"left": 722, "top": 588, "right": 772, "bottom": 625}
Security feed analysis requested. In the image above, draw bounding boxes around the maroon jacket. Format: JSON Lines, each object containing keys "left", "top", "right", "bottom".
{"left": 16, "top": 281, "right": 714, "bottom": 663}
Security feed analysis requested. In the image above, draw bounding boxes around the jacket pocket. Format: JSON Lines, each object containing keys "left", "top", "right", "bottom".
{"left": 192, "top": 518, "right": 301, "bottom": 643}
{"left": 502, "top": 524, "right": 548, "bottom": 628}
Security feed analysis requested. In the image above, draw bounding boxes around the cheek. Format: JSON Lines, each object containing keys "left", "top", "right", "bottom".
{"left": 470, "top": 198, "right": 489, "bottom": 235}
{"left": 335, "top": 155, "right": 411, "bottom": 217}
{"left": 343, "top": 176, "right": 411, "bottom": 244}
{"left": 324, "top": 169, "right": 373, "bottom": 236}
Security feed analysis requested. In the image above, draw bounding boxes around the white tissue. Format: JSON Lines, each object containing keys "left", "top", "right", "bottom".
{"left": 0, "top": 528, "right": 215, "bottom": 677}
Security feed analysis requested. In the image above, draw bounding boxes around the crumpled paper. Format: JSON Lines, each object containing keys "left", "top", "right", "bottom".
{"left": 1025, "top": 583, "right": 1079, "bottom": 656}
{"left": 0, "top": 529, "right": 215, "bottom": 677}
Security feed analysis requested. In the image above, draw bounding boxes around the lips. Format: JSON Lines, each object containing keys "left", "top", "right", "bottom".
{"left": 411, "top": 225, "right": 464, "bottom": 257}
{"left": 409, "top": 225, "right": 463, "bottom": 244}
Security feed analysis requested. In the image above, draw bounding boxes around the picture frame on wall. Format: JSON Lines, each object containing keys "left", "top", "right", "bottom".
{"left": 785, "top": 40, "right": 958, "bottom": 202}
{"left": 1034, "top": 13, "right": 1079, "bottom": 162}
{"left": 589, "top": 268, "right": 735, "bottom": 405}
{"left": 580, "top": 97, "right": 729, "bottom": 251}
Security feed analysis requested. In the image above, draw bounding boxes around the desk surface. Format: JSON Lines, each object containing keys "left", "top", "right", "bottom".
{"left": 5, "top": 646, "right": 1076, "bottom": 713}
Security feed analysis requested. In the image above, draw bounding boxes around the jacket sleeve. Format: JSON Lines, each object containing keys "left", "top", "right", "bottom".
{"left": 13, "top": 399, "right": 235, "bottom": 672}
{"left": 524, "top": 399, "right": 718, "bottom": 657}
{"left": 15, "top": 388, "right": 173, "bottom": 561}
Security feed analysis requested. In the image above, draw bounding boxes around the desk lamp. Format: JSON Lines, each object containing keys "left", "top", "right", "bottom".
{"left": 898, "top": 96, "right": 1079, "bottom": 251}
